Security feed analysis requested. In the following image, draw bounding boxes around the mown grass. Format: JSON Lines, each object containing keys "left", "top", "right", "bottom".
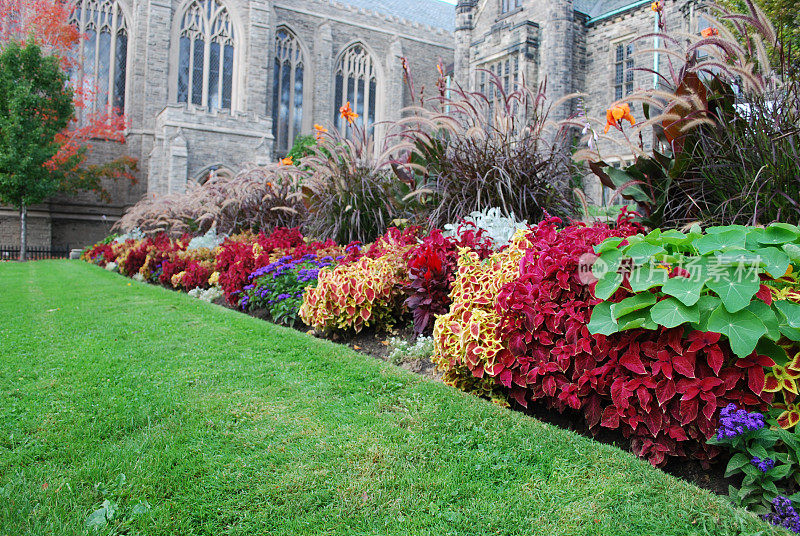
{"left": 0, "top": 261, "right": 783, "bottom": 535}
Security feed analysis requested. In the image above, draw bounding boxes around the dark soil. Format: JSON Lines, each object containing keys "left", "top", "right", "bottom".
{"left": 234, "top": 303, "right": 734, "bottom": 497}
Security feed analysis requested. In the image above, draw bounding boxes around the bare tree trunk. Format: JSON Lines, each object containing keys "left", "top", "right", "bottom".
{"left": 19, "top": 204, "right": 27, "bottom": 262}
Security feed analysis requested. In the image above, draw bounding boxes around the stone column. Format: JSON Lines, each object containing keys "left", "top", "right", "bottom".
{"left": 454, "top": 0, "right": 475, "bottom": 88}
{"left": 539, "top": 0, "right": 574, "bottom": 121}
{"left": 313, "top": 21, "right": 333, "bottom": 127}
{"left": 168, "top": 129, "right": 188, "bottom": 194}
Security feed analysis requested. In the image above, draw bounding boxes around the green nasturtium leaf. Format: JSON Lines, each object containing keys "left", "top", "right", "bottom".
{"left": 588, "top": 302, "right": 618, "bottom": 336}
{"left": 704, "top": 265, "right": 760, "bottom": 313}
{"left": 707, "top": 305, "right": 767, "bottom": 358}
{"left": 756, "top": 247, "right": 791, "bottom": 279}
{"left": 658, "top": 229, "right": 690, "bottom": 247}
{"left": 612, "top": 293, "right": 657, "bottom": 319}
{"left": 755, "top": 339, "right": 789, "bottom": 367}
{"left": 694, "top": 229, "right": 748, "bottom": 255}
{"left": 593, "top": 250, "right": 623, "bottom": 280}
{"left": 617, "top": 308, "right": 658, "bottom": 331}
{"left": 650, "top": 297, "right": 700, "bottom": 328}
{"left": 746, "top": 300, "right": 780, "bottom": 341}
{"left": 594, "top": 237, "right": 625, "bottom": 254}
{"left": 691, "top": 295, "right": 722, "bottom": 332}
{"left": 625, "top": 242, "right": 666, "bottom": 265}
{"left": 662, "top": 275, "right": 707, "bottom": 306}
{"left": 783, "top": 244, "right": 800, "bottom": 263}
{"left": 759, "top": 223, "right": 800, "bottom": 244}
{"left": 775, "top": 300, "right": 800, "bottom": 328}
{"left": 593, "top": 271, "right": 623, "bottom": 301}
{"left": 706, "top": 225, "right": 748, "bottom": 235}
{"left": 628, "top": 264, "right": 669, "bottom": 292}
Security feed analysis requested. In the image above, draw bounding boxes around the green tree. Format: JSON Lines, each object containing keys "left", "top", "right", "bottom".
{"left": 718, "top": 0, "right": 800, "bottom": 70}
{"left": 0, "top": 40, "right": 73, "bottom": 260}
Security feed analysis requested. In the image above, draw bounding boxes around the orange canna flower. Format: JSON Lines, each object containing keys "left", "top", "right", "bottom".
{"left": 280, "top": 156, "right": 293, "bottom": 166}
{"left": 314, "top": 123, "right": 328, "bottom": 140}
{"left": 604, "top": 103, "right": 636, "bottom": 133}
{"left": 339, "top": 102, "right": 359, "bottom": 124}
{"left": 701, "top": 27, "right": 719, "bottom": 38}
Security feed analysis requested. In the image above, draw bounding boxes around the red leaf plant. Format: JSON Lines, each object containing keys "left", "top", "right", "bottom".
{"left": 404, "top": 227, "right": 494, "bottom": 334}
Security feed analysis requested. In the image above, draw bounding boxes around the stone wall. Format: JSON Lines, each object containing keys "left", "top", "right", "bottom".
{"left": 0, "top": 0, "right": 454, "bottom": 248}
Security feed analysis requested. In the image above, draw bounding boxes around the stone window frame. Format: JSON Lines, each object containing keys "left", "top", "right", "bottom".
{"left": 169, "top": 0, "right": 244, "bottom": 112}
{"left": 194, "top": 162, "right": 235, "bottom": 184}
{"left": 500, "top": 0, "right": 522, "bottom": 16}
{"left": 475, "top": 52, "right": 520, "bottom": 97}
{"left": 610, "top": 34, "right": 636, "bottom": 101}
{"left": 272, "top": 25, "right": 310, "bottom": 156}
{"left": 332, "top": 41, "right": 383, "bottom": 136}
{"left": 69, "top": 0, "right": 132, "bottom": 121}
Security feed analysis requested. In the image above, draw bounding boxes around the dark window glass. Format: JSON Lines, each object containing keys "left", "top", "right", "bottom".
{"left": 272, "top": 57, "right": 280, "bottom": 139}
{"left": 113, "top": 31, "right": 127, "bottom": 111}
{"left": 178, "top": 36, "right": 190, "bottom": 103}
{"left": 293, "top": 63, "right": 303, "bottom": 146}
{"left": 279, "top": 59, "right": 291, "bottom": 149}
{"left": 222, "top": 44, "right": 233, "bottom": 109}
{"left": 208, "top": 41, "right": 220, "bottom": 110}
{"left": 97, "top": 30, "right": 111, "bottom": 111}
{"left": 192, "top": 38, "right": 204, "bottom": 105}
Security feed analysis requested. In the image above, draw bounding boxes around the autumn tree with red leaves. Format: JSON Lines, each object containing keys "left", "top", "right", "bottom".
{"left": 0, "top": 0, "right": 136, "bottom": 260}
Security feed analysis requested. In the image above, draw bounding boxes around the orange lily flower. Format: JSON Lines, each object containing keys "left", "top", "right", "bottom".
{"left": 604, "top": 103, "right": 636, "bottom": 133}
{"left": 339, "top": 102, "right": 359, "bottom": 124}
{"left": 701, "top": 27, "right": 719, "bottom": 38}
{"left": 314, "top": 123, "right": 328, "bottom": 140}
{"left": 764, "top": 351, "right": 800, "bottom": 397}
{"left": 280, "top": 156, "right": 293, "bottom": 166}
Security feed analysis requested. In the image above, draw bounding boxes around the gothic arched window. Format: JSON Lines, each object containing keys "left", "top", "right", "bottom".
{"left": 334, "top": 44, "right": 377, "bottom": 134}
{"left": 70, "top": 0, "right": 129, "bottom": 117}
{"left": 272, "top": 27, "right": 305, "bottom": 155}
{"left": 177, "top": 0, "right": 235, "bottom": 110}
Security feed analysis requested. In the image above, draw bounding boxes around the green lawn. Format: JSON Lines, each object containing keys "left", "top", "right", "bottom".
{"left": 0, "top": 261, "right": 782, "bottom": 535}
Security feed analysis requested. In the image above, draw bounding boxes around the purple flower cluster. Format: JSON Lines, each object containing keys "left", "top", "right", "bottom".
{"left": 764, "top": 496, "right": 800, "bottom": 533}
{"left": 751, "top": 456, "right": 776, "bottom": 472}
{"left": 715, "top": 404, "right": 766, "bottom": 440}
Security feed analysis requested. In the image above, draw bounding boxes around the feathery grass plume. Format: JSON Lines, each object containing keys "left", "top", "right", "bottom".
{"left": 391, "top": 71, "right": 576, "bottom": 228}
{"left": 299, "top": 118, "right": 422, "bottom": 244}
{"left": 114, "top": 164, "right": 304, "bottom": 236}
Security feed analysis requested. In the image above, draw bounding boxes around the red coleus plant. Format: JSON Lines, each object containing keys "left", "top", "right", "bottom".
{"left": 490, "top": 211, "right": 772, "bottom": 465}
{"left": 404, "top": 228, "right": 494, "bottom": 334}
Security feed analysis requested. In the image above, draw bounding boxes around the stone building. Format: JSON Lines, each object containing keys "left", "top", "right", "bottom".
{"left": 0, "top": 0, "right": 454, "bottom": 249}
{"left": 0, "top": 0, "right": 716, "bottom": 249}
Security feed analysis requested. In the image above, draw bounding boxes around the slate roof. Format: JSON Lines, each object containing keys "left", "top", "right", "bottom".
{"left": 339, "top": 0, "right": 455, "bottom": 32}
{"left": 574, "top": 0, "right": 650, "bottom": 21}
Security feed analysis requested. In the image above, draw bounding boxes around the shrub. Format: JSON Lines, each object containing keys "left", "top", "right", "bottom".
{"left": 404, "top": 227, "right": 493, "bottom": 334}
{"left": 389, "top": 335, "right": 434, "bottom": 365}
{"left": 397, "top": 74, "right": 575, "bottom": 228}
{"left": 241, "top": 254, "right": 337, "bottom": 327}
{"left": 298, "top": 255, "right": 406, "bottom": 333}
{"left": 443, "top": 208, "right": 528, "bottom": 249}
{"left": 114, "top": 164, "right": 304, "bottom": 236}
{"left": 581, "top": 2, "right": 800, "bottom": 228}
